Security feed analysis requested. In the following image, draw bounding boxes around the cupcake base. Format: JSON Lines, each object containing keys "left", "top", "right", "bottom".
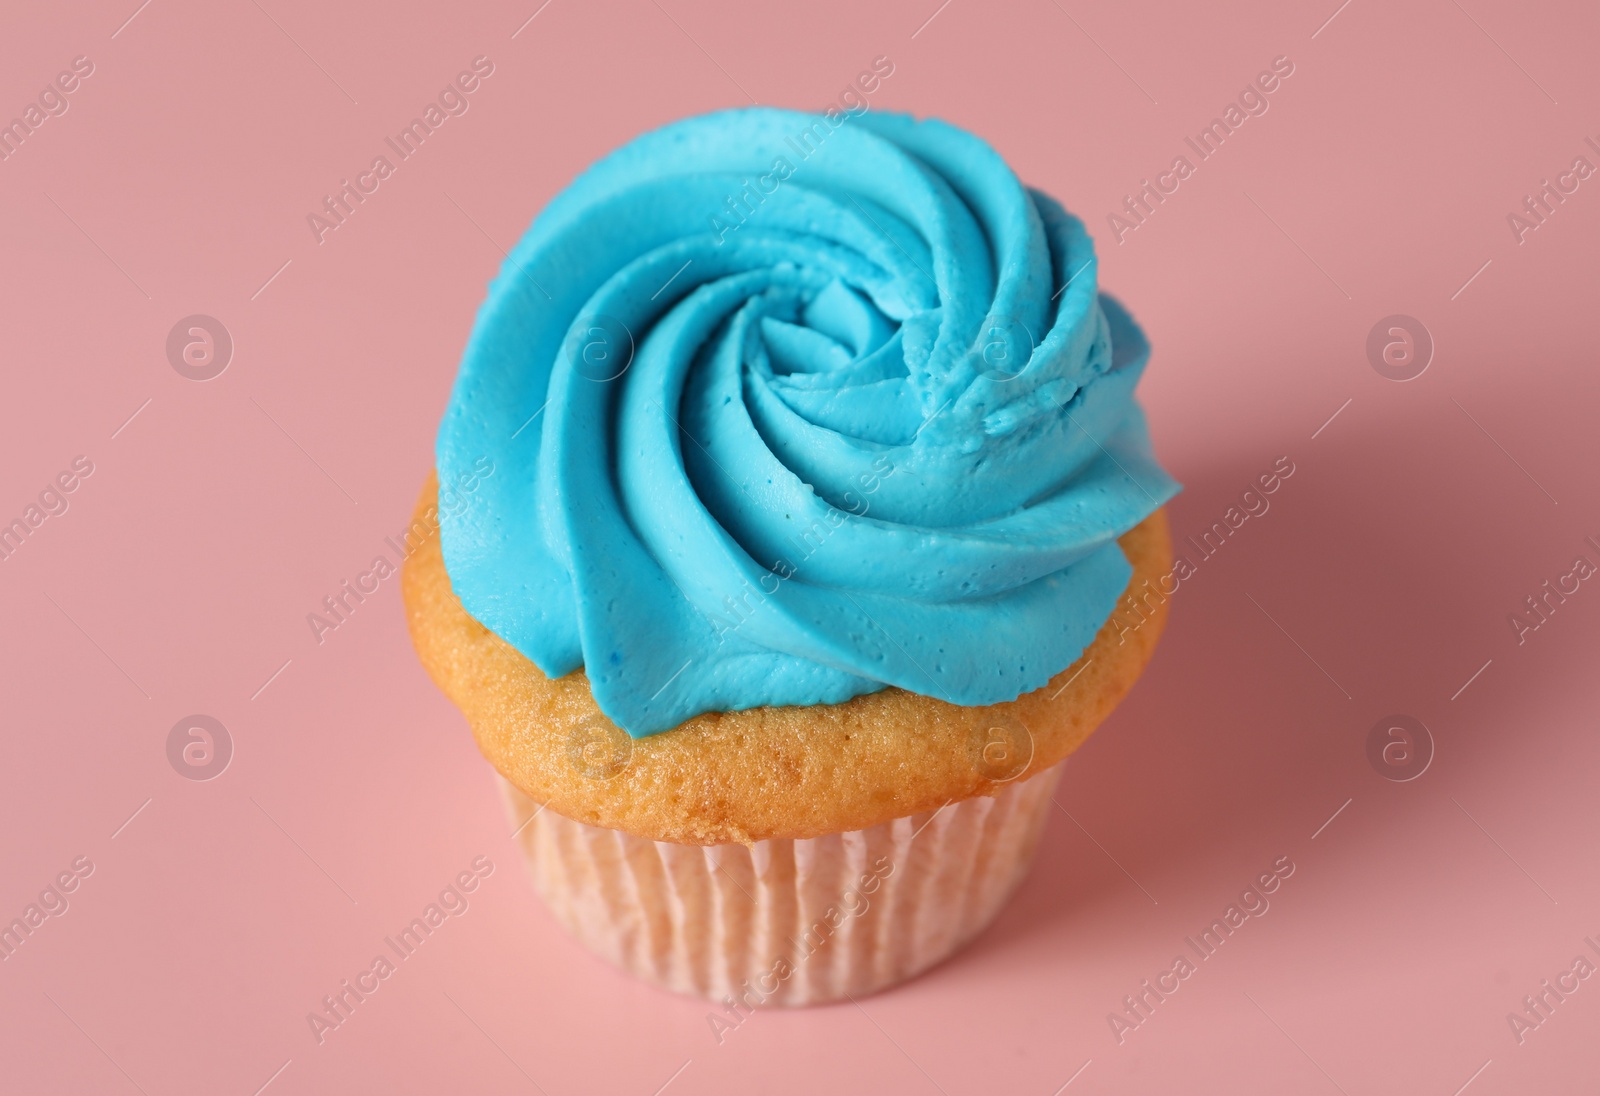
{"left": 501, "top": 761, "right": 1063, "bottom": 1006}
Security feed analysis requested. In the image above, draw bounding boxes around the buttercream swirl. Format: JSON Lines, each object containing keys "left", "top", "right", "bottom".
{"left": 437, "top": 108, "right": 1179, "bottom": 737}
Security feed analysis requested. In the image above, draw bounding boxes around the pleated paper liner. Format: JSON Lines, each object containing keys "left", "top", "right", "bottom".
{"left": 499, "top": 760, "right": 1063, "bottom": 1006}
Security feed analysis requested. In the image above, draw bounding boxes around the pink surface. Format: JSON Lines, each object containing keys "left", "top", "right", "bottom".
{"left": 2, "top": 0, "right": 1597, "bottom": 1092}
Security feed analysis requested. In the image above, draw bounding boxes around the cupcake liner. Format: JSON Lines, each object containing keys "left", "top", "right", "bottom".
{"left": 499, "top": 760, "right": 1064, "bottom": 1006}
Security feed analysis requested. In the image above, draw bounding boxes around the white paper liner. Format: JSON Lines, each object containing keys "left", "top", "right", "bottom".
{"left": 500, "top": 761, "right": 1063, "bottom": 1006}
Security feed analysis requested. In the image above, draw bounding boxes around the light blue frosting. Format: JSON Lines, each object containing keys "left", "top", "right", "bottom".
{"left": 436, "top": 108, "right": 1179, "bottom": 737}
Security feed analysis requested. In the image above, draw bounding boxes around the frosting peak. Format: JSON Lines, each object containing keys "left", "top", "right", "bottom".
{"left": 437, "top": 108, "right": 1179, "bottom": 736}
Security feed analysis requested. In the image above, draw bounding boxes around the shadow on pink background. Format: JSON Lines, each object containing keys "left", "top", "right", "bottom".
{"left": 1, "top": 0, "right": 1597, "bottom": 1093}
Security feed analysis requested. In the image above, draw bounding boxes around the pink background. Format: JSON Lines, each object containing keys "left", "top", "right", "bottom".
{"left": 2, "top": 0, "right": 1598, "bottom": 1092}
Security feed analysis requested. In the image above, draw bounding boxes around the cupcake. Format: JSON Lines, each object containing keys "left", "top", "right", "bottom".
{"left": 403, "top": 107, "right": 1178, "bottom": 1007}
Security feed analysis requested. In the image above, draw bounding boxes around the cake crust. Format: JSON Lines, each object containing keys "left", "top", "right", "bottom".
{"left": 403, "top": 474, "right": 1171, "bottom": 845}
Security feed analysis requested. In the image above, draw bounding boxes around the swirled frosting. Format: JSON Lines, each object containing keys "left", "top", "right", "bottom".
{"left": 436, "top": 108, "right": 1178, "bottom": 737}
